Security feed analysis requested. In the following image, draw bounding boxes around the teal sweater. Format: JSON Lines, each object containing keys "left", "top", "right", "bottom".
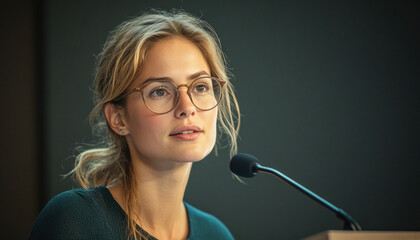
{"left": 29, "top": 186, "right": 234, "bottom": 240}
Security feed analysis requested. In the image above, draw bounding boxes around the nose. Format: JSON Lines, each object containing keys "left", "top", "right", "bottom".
{"left": 174, "top": 89, "right": 196, "bottom": 118}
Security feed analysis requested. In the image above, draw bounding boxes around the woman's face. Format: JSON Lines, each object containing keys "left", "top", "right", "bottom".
{"left": 123, "top": 37, "right": 217, "bottom": 165}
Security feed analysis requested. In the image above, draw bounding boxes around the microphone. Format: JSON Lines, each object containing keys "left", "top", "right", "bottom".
{"left": 230, "top": 153, "right": 362, "bottom": 231}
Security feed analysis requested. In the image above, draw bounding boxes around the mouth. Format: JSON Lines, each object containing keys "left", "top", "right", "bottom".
{"left": 169, "top": 125, "right": 203, "bottom": 139}
{"left": 170, "top": 130, "right": 199, "bottom": 136}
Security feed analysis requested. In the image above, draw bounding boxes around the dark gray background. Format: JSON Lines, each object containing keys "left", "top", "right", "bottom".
{"left": 2, "top": 0, "right": 419, "bottom": 239}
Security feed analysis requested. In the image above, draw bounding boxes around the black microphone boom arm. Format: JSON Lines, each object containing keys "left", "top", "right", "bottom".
{"left": 255, "top": 164, "right": 362, "bottom": 231}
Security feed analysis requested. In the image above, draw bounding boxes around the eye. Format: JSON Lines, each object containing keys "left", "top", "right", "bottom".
{"left": 192, "top": 82, "right": 211, "bottom": 94}
{"left": 148, "top": 87, "right": 171, "bottom": 99}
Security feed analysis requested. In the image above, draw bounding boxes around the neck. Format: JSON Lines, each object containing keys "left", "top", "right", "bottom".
{"left": 133, "top": 159, "right": 192, "bottom": 220}
{"left": 109, "top": 158, "right": 192, "bottom": 240}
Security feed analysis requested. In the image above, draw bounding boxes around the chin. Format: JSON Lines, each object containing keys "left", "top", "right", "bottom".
{"left": 170, "top": 146, "right": 213, "bottom": 163}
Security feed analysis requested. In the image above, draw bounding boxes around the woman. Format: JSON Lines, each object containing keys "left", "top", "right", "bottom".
{"left": 30, "top": 9, "right": 240, "bottom": 240}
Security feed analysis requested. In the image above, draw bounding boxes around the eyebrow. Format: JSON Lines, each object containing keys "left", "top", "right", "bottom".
{"left": 142, "top": 70, "right": 210, "bottom": 84}
{"left": 188, "top": 70, "right": 210, "bottom": 80}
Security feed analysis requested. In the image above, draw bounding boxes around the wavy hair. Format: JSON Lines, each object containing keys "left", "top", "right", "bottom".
{"left": 70, "top": 9, "right": 240, "bottom": 239}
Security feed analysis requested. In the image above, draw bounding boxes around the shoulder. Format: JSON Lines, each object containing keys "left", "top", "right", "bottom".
{"left": 29, "top": 187, "right": 107, "bottom": 239}
{"left": 36, "top": 187, "right": 103, "bottom": 219}
{"left": 185, "top": 202, "right": 234, "bottom": 240}
{"left": 46, "top": 187, "right": 102, "bottom": 206}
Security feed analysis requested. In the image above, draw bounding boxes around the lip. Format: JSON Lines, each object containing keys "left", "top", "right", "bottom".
{"left": 169, "top": 125, "right": 203, "bottom": 141}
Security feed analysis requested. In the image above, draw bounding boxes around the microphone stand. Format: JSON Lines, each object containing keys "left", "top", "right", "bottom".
{"left": 255, "top": 164, "right": 362, "bottom": 231}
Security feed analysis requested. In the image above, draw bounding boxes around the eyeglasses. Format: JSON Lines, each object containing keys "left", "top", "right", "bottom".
{"left": 122, "top": 76, "right": 225, "bottom": 114}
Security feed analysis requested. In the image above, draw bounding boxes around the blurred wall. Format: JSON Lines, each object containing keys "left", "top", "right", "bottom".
{"left": 3, "top": 1, "right": 419, "bottom": 239}
{"left": 0, "top": 1, "right": 40, "bottom": 239}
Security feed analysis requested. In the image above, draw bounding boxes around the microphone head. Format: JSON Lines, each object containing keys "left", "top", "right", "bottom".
{"left": 230, "top": 153, "right": 259, "bottom": 178}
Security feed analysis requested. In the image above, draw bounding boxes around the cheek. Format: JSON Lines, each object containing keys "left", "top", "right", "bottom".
{"left": 125, "top": 104, "right": 166, "bottom": 145}
{"left": 130, "top": 114, "right": 165, "bottom": 139}
{"left": 206, "top": 108, "right": 218, "bottom": 145}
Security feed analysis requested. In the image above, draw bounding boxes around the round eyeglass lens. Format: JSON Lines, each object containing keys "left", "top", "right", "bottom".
{"left": 142, "top": 81, "right": 177, "bottom": 113}
{"left": 190, "top": 77, "right": 221, "bottom": 110}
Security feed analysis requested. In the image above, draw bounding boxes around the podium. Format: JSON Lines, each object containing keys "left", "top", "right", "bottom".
{"left": 303, "top": 231, "right": 420, "bottom": 240}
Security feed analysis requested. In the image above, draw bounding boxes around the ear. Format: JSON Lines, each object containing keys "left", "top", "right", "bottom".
{"left": 104, "top": 102, "right": 129, "bottom": 135}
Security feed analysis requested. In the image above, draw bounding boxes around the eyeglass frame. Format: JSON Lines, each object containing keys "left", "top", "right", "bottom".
{"left": 114, "top": 76, "right": 226, "bottom": 114}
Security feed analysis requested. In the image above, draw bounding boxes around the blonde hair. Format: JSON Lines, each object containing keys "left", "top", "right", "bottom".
{"left": 71, "top": 9, "right": 240, "bottom": 239}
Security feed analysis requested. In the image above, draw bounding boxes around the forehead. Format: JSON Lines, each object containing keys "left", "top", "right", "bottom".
{"left": 135, "top": 37, "right": 211, "bottom": 84}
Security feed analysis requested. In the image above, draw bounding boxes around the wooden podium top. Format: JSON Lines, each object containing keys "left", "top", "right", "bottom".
{"left": 303, "top": 230, "right": 420, "bottom": 240}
